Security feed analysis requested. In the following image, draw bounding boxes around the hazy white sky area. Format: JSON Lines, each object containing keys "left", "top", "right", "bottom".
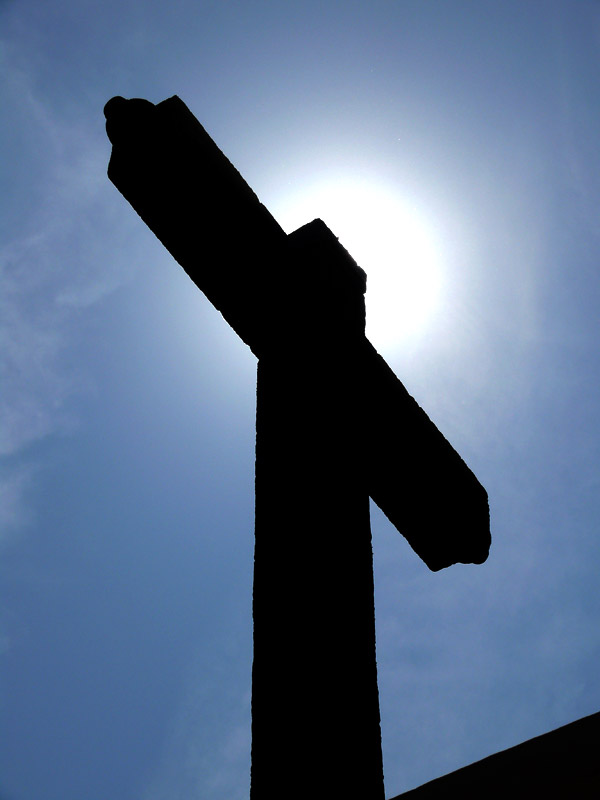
{"left": 2, "top": 2, "right": 600, "bottom": 798}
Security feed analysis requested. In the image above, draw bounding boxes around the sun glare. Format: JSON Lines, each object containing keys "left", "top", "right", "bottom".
{"left": 273, "top": 176, "right": 444, "bottom": 350}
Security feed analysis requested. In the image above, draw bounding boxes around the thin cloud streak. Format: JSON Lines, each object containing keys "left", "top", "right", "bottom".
{"left": 1, "top": 47, "right": 147, "bottom": 533}
{"left": 143, "top": 641, "right": 251, "bottom": 800}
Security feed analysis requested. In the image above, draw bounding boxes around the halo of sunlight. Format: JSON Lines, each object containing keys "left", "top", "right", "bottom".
{"left": 273, "top": 176, "right": 444, "bottom": 350}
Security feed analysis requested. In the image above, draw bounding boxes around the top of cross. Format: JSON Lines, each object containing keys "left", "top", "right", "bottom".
{"left": 104, "top": 95, "right": 491, "bottom": 571}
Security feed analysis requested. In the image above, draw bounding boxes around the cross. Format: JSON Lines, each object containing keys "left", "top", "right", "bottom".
{"left": 104, "top": 95, "right": 490, "bottom": 800}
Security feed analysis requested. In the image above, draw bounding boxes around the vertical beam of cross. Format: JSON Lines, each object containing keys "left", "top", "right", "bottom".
{"left": 251, "top": 219, "right": 384, "bottom": 797}
{"left": 104, "top": 95, "right": 490, "bottom": 799}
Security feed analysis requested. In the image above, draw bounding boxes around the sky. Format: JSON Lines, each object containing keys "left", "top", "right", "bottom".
{"left": 2, "top": 1, "right": 600, "bottom": 798}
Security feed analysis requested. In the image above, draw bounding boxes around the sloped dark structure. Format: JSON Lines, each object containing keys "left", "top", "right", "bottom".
{"left": 391, "top": 711, "right": 600, "bottom": 798}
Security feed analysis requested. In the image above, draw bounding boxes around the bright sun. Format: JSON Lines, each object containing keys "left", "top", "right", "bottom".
{"left": 273, "top": 176, "right": 444, "bottom": 350}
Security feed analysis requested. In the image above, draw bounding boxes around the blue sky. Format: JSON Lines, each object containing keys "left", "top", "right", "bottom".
{"left": 2, "top": 1, "right": 600, "bottom": 798}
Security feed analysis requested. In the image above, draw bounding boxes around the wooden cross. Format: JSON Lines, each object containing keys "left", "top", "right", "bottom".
{"left": 104, "top": 95, "right": 490, "bottom": 800}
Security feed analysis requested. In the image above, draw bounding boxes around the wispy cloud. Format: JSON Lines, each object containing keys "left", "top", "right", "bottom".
{"left": 142, "top": 642, "right": 251, "bottom": 800}
{"left": 0, "top": 465, "right": 33, "bottom": 538}
{"left": 0, "top": 43, "right": 141, "bottom": 535}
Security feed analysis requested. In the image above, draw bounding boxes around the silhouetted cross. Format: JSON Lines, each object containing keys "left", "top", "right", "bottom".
{"left": 104, "top": 95, "right": 490, "bottom": 800}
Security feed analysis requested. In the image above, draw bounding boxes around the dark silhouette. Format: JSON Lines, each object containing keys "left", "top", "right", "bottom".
{"left": 104, "top": 96, "right": 490, "bottom": 799}
{"left": 391, "top": 710, "right": 600, "bottom": 798}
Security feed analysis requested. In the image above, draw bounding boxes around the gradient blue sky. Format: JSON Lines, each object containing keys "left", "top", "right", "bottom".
{"left": 2, "top": 1, "right": 600, "bottom": 798}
